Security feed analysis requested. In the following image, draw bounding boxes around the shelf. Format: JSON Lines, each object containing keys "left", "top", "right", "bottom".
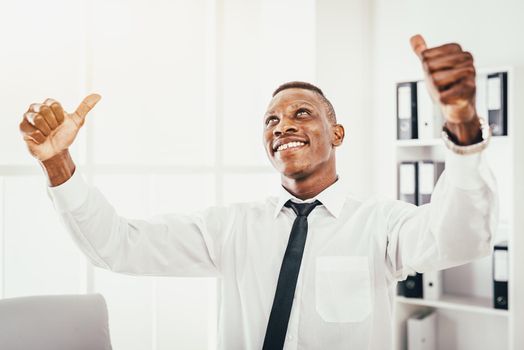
{"left": 395, "top": 135, "right": 509, "bottom": 148}
{"left": 396, "top": 294, "right": 509, "bottom": 317}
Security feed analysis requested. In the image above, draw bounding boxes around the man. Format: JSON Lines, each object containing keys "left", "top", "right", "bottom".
{"left": 19, "top": 35, "right": 497, "bottom": 349}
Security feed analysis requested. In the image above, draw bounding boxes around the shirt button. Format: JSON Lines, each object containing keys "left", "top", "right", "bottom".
{"left": 287, "top": 334, "right": 294, "bottom": 340}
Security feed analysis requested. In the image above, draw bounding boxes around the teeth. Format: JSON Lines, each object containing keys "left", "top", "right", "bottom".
{"left": 276, "top": 141, "right": 305, "bottom": 152}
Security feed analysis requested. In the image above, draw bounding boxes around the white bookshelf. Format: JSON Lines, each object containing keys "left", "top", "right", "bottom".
{"left": 393, "top": 66, "right": 524, "bottom": 350}
{"left": 396, "top": 295, "right": 508, "bottom": 317}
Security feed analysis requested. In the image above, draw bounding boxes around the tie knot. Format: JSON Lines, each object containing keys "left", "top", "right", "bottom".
{"left": 285, "top": 200, "right": 321, "bottom": 217}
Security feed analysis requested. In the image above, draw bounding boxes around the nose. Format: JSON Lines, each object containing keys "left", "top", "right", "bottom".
{"left": 273, "top": 117, "right": 298, "bottom": 137}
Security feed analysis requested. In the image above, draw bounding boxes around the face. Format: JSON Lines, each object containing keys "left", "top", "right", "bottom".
{"left": 263, "top": 88, "right": 344, "bottom": 180}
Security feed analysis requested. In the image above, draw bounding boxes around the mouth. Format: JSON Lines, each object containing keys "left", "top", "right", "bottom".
{"left": 273, "top": 140, "right": 308, "bottom": 154}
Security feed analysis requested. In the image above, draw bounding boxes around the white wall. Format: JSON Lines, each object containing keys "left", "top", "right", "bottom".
{"left": 316, "top": 0, "right": 373, "bottom": 198}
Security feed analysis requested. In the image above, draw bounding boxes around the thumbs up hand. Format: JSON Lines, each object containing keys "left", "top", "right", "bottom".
{"left": 19, "top": 94, "right": 101, "bottom": 161}
{"left": 410, "top": 34, "right": 482, "bottom": 145}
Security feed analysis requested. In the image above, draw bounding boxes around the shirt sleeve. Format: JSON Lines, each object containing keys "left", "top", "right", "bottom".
{"left": 384, "top": 148, "right": 499, "bottom": 282}
{"left": 46, "top": 169, "right": 233, "bottom": 277}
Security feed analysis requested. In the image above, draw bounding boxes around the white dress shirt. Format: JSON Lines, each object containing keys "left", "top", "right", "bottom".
{"left": 47, "top": 149, "right": 497, "bottom": 350}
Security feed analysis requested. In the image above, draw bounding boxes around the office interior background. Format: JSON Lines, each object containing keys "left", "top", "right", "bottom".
{"left": 1, "top": 0, "right": 523, "bottom": 349}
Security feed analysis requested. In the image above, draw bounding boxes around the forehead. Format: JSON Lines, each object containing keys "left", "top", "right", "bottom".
{"left": 265, "top": 88, "right": 323, "bottom": 114}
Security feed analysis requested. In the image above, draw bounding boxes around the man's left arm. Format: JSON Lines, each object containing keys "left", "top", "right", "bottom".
{"left": 385, "top": 35, "right": 499, "bottom": 280}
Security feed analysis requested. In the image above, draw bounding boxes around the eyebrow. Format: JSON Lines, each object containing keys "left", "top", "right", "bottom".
{"left": 264, "top": 101, "right": 316, "bottom": 117}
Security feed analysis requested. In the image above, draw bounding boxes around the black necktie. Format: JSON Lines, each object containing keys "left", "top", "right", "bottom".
{"left": 263, "top": 199, "right": 321, "bottom": 350}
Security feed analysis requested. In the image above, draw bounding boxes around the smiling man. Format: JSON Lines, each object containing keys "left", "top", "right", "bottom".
{"left": 20, "top": 35, "right": 497, "bottom": 349}
{"left": 264, "top": 82, "right": 344, "bottom": 200}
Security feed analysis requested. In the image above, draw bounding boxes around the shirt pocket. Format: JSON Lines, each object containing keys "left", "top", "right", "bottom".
{"left": 315, "top": 256, "right": 372, "bottom": 323}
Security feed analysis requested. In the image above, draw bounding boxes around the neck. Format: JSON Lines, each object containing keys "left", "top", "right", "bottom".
{"left": 280, "top": 162, "right": 338, "bottom": 200}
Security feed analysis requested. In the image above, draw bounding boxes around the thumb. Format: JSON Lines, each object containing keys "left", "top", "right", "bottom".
{"left": 410, "top": 34, "right": 427, "bottom": 59}
{"left": 73, "top": 93, "right": 102, "bottom": 121}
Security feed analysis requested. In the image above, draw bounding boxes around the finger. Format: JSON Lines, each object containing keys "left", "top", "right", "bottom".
{"left": 432, "top": 66, "right": 475, "bottom": 88}
{"left": 19, "top": 118, "right": 46, "bottom": 143}
{"left": 25, "top": 130, "right": 46, "bottom": 144}
{"left": 439, "top": 77, "right": 476, "bottom": 105}
{"left": 410, "top": 34, "right": 427, "bottom": 59}
{"left": 425, "top": 52, "right": 473, "bottom": 73}
{"left": 44, "top": 98, "right": 65, "bottom": 124}
{"left": 25, "top": 111, "right": 52, "bottom": 136}
{"left": 39, "top": 105, "right": 59, "bottom": 129}
{"left": 422, "top": 43, "right": 462, "bottom": 59}
{"left": 73, "top": 93, "right": 101, "bottom": 121}
{"left": 29, "top": 103, "right": 42, "bottom": 113}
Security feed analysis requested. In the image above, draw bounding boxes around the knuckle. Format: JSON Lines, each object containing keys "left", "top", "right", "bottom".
{"left": 40, "top": 104, "right": 51, "bottom": 113}
{"left": 30, "top": 103, "right": 41, "bottom": 112}
{"left": 24, "top": 111, "right": 36, "bottom": 124}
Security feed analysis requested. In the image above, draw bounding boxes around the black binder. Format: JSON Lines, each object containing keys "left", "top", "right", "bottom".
{"left": 398, "top": 272, "right": 423, "bottom": 298}
{"left": 397, "top": 82, "right": 418, "bottom": 140}
{"left": 487, "top": 72, "right": 508, "bottom": 136}
{"left": 493, "top": 242, "right": 508, "bottom": 310}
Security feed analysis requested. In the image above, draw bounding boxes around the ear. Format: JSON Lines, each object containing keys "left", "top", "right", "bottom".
{"left": 331, "top": 123, "right": 345, "bottom": 147}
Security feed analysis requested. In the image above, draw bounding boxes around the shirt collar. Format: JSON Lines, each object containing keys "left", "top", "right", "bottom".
{"left": 273, "top": 177, "right": 346, "bottom": 219}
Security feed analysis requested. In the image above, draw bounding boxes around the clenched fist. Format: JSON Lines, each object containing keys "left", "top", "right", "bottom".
{"left": 410, "top": 35, "right": 482, "bottom": 145}
{"left": 19, "top": 94, "right": 101, "bottom": 161}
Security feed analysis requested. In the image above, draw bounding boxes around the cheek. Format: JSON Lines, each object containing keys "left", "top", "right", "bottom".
{"left": 311, "top": 130, "right": 333, "bottom": 152}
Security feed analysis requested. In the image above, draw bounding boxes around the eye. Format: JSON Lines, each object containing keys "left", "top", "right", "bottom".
{"left": 265, "top": 116, "right": 279, "bottom": 126}
{"left": 296, "top": 108, "right": 311, "bottom": 117}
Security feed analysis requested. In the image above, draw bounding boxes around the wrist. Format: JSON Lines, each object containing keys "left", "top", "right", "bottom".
{"left": 443, "top": 116, "right": 483, "bottom": 146}
{"left": 39, "top": 149, "right": 76, "bottom": 187}
{"left": 441, "top": 117, "right": 491, "bottom": 155}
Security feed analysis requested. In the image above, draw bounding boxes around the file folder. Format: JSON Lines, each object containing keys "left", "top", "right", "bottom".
{"left": 423, "top": 270, "right": 442, "bottom": 301}
{"left": 417, "top": 81, "right": 443, "bottom": 140}
{"left": 417, "top": 161, "right": 445, "bottom": 205}
{"left": 397, "top": 82, "right": 418, "bottom": 140}
{"left": 399, "top": 162, "right": 418, "bottom": 205}
{"left": 407, "top": 311, "right": 437, "bottom": 350}
{"left": 487, "top": 72, "right": 508, "bottom": 136}
{"left": 493, "top": 241, "right": 508, "bottom": 310}
{"left": 399, "top": 272, "right": 424, "bottom": 298}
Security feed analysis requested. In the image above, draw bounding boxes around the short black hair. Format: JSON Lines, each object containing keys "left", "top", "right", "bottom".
{"left": 272, "top": 81, "right": 337, "bottom": 123}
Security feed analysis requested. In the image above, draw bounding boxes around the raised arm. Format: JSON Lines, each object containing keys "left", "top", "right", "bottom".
{"left": 19, "top": 95, "right": 228, "bottom": 277}
{"left": 19, "top": 94, "right": 100, "bottom": 186}
{"left": 385, "top": 35, "right": 498, "bottom": 280}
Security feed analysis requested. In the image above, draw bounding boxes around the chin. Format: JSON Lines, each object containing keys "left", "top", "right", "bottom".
{"left": 276, "top": 161, "right": 312, "bottom": 180}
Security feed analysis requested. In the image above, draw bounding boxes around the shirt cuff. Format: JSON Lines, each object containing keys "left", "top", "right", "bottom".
{"left": 46, "top": 168, "right": 89, "bottom": 213}
{"left": 444, "top": 148, "right": 485, "bottom": 190}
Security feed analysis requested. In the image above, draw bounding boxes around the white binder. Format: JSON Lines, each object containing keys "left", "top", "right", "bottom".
{"left": 416, "top": 81, "right": 442, "bottom": 139}
{"left": 423, "top": 270, "right": 442, "bottom": 301}
{"left": 408, "top": 311, "right": 437, "bottom": 350}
